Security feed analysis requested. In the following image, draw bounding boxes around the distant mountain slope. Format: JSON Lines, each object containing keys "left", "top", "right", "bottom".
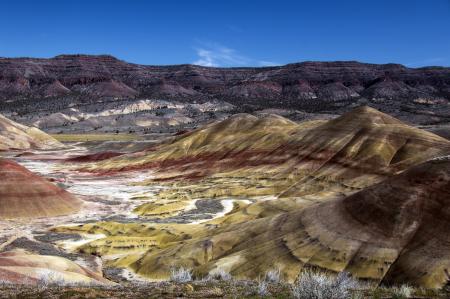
{"left": 0, "top": 113, "right": 63, "bottom": 150}
{"left": 0, "top": 55, "right": 449, "bottom": 124}
{"left": 0, "top": 159, "right": 82, "bottom": 218}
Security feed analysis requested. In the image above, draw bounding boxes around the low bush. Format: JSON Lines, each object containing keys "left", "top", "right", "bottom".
{"left": 257, "top": 280, "right": 269, "bottom": 297}
{"left": 265, "top": 268, "right": 281, "bottom": 284}
{"left": 170, "top": 267, "right": 193, "bottom": 283}
{"left": 391, "top": 284, "right": 413, "bottom": 299}
{"left": 207, "top": 268, "right": 232, "bottom": 281}
{"left": 292, "top": 270, "right": 361, "bottom": 299}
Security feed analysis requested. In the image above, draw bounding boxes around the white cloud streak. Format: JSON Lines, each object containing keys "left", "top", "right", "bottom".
{"left": 193, "top": 42, "right": 280, "bottom": 67}
{"left": 257, "top": 60, "right": 280, "bottom": 67}
{"left": 406, "top": 57, "right": 446, "bottom": 67}
{"left": 193, "top": 44, "right": 248, "bottom": 67}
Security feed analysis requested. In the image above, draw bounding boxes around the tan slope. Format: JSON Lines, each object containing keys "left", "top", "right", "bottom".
{"left": 126, "top": 158, "right": 450, "bottom": 289}
{"left": 59, "top": 108, "right": 450, "bottom": 288}
{"left": 0, "top": 159, "right": 82, "bottom": 219}
{"left": 85, "top": 113, "right": 308, "bottom": 174}
{"left": 88, "top": 106, "right": 449, "bottom": 176}
{"left": 275, "top": 106, "right": 450, "bottom": 197}
{"left": 0, "top": 113, "right": 64, "bottom": 150}
{"left": 0, "top": 251, "right": 111, "bottom": 285}
{"left": 86, "top": 107, "right": 450, "bottom": 201}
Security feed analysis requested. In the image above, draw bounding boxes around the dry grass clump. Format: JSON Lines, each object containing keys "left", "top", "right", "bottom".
{"left": 35, "top": 269, "right": 107, "bottom": 290}
{"left": 206, "top": 268, "right": 232, "bottom": 281}
{"left": 257, "top": 280, "right": 269, "bottom": 297}
{"left": 0, "top": 277, "right": 448, "bottom": 298}
{"left": 366, "top": 284, "right": 417, "bottom": 299}
{"left": 390, "top": 284, "right": 413, "bottom": 299}
{"left": 265, "top": 268, "right": 282, "bottom": 284}
{"left": 292, "top": 270, "right": 361, "bottom": 299}
{"left": 170, "top": 267, "right": 193, "bottom": 283}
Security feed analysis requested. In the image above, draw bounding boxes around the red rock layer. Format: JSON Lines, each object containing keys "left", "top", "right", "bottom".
{"left": 67, "top": 151, "right": 124, "bottom": 162}
{"left": 0, "top": 159, "right": 82, "bottom": 219}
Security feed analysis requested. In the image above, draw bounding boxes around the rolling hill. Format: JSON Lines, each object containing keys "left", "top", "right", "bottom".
{"left": 123, "top": 158, "right": 450, "bottom": 288}
{"left": 0, "top": 113, "right": 63, "bottom": 150}
{"left": 86, "top": 106, "right": 450, "bottom": 200}
{"left": 57, "top": 107, "right": 450, "bottom": 288}
{"left": 0, "top": 251, "right": 111, "bottom": 285}
{"left": 0, "top": 159, "right": 82, "bottom": 219}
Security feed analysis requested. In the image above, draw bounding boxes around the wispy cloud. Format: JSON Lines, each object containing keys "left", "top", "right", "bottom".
{"left": 193, "top": 42, "right": 280, "bottom": 67}
{"left": 257, "top": 60, "right": 280, "bottom": 67}
{"left": 406, "top": 57, "right": 446, "bottom": 67}
{"left": 193, "top": 43, "right": 249, "bottom": 67}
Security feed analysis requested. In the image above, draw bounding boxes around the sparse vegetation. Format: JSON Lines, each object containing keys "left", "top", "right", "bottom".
{"left": 51, "top": 133, "right": 142, "bottom": 142}
{"left": 207, "top": 268, "right": 232, "bottom": 281}
{"left": 391, "top": 284, "right": 413, "bottom": 299}
{"left": 0, "top": 274, "right": 448, "bottom": 298}
{"left": 265, "top": 268, "right": 282, "bottom": 283}
{"left": 291, "top": 270, "right": 361, "bottom": 299}
{"left": 170, "top": 267, "right": 193, "bottom": 283}
{"left": 36, "top": 269, "right": 66, "bottom": 289}
{"left": 257, "top": 280, "right": 270, "bottom": 297}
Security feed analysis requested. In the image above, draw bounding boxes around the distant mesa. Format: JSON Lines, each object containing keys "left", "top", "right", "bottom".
{"left": 0, "top": 113, "right": 64, "bottom": 150}
{"left": 39, "top": 80, "right": 71, "bottom": 98}
{"left": 0, "top": 159, "right": 82, "bottom": 219}
{"left": 72, "top": 79, "right": 138, "bottom": 98}
{"left": 0, "top": 55, "right": 449, "bottom": 126}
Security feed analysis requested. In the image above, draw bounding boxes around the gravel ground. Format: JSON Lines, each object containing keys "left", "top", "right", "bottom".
{"left": 34, "top": 232, "right": 82, "bottom": 243}
{"left": 98, "top": 198, "right": 225, "bottom": 224}
{"left": 1, "top": 237, "right": 79, "bottom": 260}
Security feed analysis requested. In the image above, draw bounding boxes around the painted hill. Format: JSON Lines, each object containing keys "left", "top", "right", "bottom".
{"left": 84, "top": 112, "right": 303, "bottom": 173}
{"left": 124, "top": 158, "right": 450, "bottom": 289}
{"left": 0, "top": 113, "right": 63, "bottom": 150}
{"left": 0, "top": 159, "right": 82, "bottom": 219}
{"left": 56, "top": 107, "right": 450, "bottom": 288}
{"left": 274, "top": 105, "right": 450, "bottom": 197}
{"left": 0, "top": 251, "right": 111, "bottom": 285}
{"left": 86, "top": 106, "right": 450, "bottom": 200}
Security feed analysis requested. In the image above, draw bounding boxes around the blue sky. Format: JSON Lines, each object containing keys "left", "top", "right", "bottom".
{"left": 1, "top": 0, "right": 449, "bottom": 67}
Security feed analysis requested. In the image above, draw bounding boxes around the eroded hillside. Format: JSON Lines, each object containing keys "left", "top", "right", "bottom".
{"left": 50, "top": 107, "right": 450, "bottom": 288}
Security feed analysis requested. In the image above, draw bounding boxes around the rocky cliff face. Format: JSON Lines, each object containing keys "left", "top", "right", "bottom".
{"left": 0, "top": 55, "right": 449, "bottom": 125}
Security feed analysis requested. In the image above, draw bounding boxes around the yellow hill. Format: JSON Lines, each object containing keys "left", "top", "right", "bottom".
{"left": 0, "top": 114, "right": 64, "bottom": 150}
{"left": 125, "top": 158, "right": 450, "bottom": 289}
{"left": 59, "top": 107, "right": 450, "bottom": 289}
{"left": 0, "top": 251, "right": 112, "bottom": 285}
{"left": 86, "top": 106, "right": 450, "bottom": 202}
